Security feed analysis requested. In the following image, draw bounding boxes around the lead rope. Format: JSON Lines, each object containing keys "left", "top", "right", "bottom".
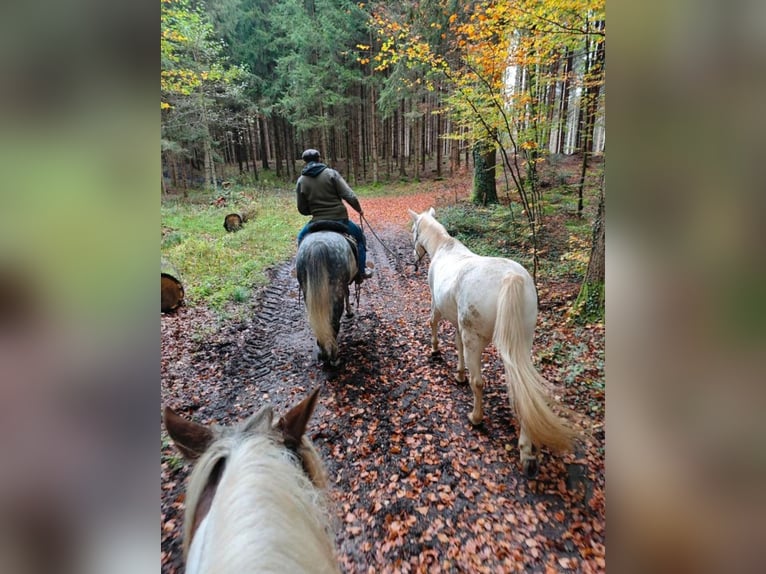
{"left": 359, "top": 213, "right": 411, "bottom": 272}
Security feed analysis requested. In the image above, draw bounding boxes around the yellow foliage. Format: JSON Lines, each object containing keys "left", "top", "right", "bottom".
{"left": 560, "top": 235, "right": 591, "bottom": 267}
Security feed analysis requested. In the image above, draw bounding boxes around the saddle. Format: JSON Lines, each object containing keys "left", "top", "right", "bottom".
{"left": 302, "top": 220, "right": 359, "bottom": 262}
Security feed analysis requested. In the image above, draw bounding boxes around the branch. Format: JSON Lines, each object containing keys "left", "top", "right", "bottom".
{"left": 511, "top": 6, "right": 605, "bottom": 38}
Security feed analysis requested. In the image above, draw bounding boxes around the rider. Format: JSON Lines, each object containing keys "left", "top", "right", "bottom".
{"left": 296, "top": 148, "right": 372, "bottom": 282}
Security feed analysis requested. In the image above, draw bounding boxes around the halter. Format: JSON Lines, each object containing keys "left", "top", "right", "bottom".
{"left": 411, "top": 217, "right": 427, "bottom": 271}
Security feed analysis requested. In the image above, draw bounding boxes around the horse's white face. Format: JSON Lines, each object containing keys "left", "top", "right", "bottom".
{"left": 408, "top": 208, "right": 430, "bottom": 262}
{"left": 412, "top": 222, "right": 426, "bottom": 261}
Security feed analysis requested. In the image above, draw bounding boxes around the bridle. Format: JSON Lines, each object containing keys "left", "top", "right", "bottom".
{"left": 411, "top": 217, "right": 427, "bottom": 271}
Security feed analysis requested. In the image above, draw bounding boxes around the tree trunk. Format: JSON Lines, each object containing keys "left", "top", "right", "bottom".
{"left": 369, "top": 84, "right": 379, "bottom": 183}
{"left": 235, "top": 129, "right": 244, "bottom": 174}
{"left": 284, "top": 119, "right": 295, "bottom": 180}
{"left": 576, "top": 25, "right": 605, "bottom": 214}
{"left": 360, "top": 84, "right": 368, "bottom": 181}
{"left": 586, "top": 23, "right": 605, "bottom": 154}
{"left": 273, "top": 115, "right": 283, "bottom": 178}
{"left": 558, "top": 48, "right": 573, "bottom": 154}
{"left": 420, "top": 101, "right": 426, "bottom": 175}
{"left": 170, "top": 155, "right": 179, "bottom": 188}
{"left": 258, "top": 115, "right": 270, "bottom": 170}
{"left": 571, "top": 182, "right": 605, "bottom": 324}
{"left": 398, "top": 99, "right": 407, "bottom": 177}
{"left": 247, "top": 118, "right": 259, "bottom": 180}
{"left": 435, "top": 99, "right": 442, "bottom": 178}
{"left": 472, "top": 139, "right": 498, "bottom": 205}
{"left": 203, "top": 136, "right": 217, "bottom": 193}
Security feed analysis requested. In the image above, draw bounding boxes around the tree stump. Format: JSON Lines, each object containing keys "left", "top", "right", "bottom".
{"left": 223, "top": 213, "right": 243, "bottom": 232}
{"left": 161, "top": 259, "right": 184, "bottom": 313}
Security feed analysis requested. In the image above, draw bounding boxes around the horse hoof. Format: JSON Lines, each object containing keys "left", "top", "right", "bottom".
{"left": 522, "top": 459, "right": 540, "bottom": 479}
{"left": 468, "top": 413, "right": 483, "bottom": 426}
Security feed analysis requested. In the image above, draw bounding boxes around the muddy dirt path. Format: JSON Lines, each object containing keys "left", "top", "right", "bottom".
{"left": 161, "top": 201, "right": 605, "bottom": 573}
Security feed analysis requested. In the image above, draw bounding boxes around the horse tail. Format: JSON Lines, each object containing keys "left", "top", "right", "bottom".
{"left": 302, "top": 245, "right": 337, "bottom": 359}
{"left": 493, "top": 274, "right": 578, "bottom": 453}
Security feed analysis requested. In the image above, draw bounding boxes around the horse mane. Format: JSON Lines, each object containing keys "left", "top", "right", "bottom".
{"left": 183, "top": 413, "right": 337, "bottom": 573}
{"left": 417, "top": 212, "right": 454, "bottom": 256}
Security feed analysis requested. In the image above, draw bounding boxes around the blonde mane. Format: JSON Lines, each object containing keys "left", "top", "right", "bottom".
{"left": 415, "top": 211, "right": 454, "bottom": 257}
{"left": 183, "top": 414, "right": 338, "bottom": 574}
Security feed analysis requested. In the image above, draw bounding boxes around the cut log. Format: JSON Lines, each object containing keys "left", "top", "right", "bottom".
{"left": 161, "top": 259, "right": 184, "bottom": 313}
{"left": 223, "top": 213, "right": 243, "bottom": 232}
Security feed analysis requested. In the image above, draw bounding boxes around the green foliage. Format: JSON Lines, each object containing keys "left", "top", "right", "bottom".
{"left": 161, "top": 190, "right": 304, "bottom": 311}
{"left": 437, "top": 203, "right": 526, "bottom": 260}
{"left": 161, "top": 436, "right": 185, "bottom": 472}
{"left": 538, "top": 333, "right": 604, "bottom": 412}
{"left": 161, "top": 0, "right": 244, "bottom": 109}
{"left": 263, "top": 0, "right": 368, "bottom": 129}
{"left": 569, "top": 280, "right": 604, "bottom": 325}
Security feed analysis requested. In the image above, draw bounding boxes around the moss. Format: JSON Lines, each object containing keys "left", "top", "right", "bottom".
{"left": 569, "top": 280, "right": 604, "bottom": 325}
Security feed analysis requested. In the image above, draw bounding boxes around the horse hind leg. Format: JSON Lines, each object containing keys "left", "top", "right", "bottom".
{"left": 454, "top": 325, "right": 466, "bottom": 383}
{"left": 518, "top": 427, "right": 540, "bottom": 478}
{"left": 429, "top": 307, "right": 441, "bottom": 355}
{"left": 463, "top": 335, "right": 486, "bottom": 425}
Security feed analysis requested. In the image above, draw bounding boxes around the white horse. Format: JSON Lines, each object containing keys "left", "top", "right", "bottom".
{"left": 163, "top": 388, "right": 340, "bottom": 573}
{"left": 409, "top": 208, "right": 579, "bottom": 477}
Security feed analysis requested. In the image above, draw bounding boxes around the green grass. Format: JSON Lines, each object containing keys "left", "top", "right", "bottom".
{"left": 435, "top": 192, "right": 597, "bottom": 283}
{"left": 161, "top": 189, "right": 304, "bottom": 312}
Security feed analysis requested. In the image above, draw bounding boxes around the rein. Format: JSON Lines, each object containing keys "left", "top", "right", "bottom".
{"left": 413, "top": 248, "right": 427, "bottom": 271}
{"left": 359, "top": 213, "right": 420, "bottom": 272}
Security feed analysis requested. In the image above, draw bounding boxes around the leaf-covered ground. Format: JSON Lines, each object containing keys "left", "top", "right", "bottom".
{"left": 161, "top": 182, "right": 605, "bottom": 573}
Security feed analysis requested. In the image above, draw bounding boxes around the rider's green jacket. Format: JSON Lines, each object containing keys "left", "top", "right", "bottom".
{"left": 296, "top": 162, "right": 362, "bottom": 221}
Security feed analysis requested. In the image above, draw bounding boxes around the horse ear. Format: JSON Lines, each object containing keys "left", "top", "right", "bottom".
{"left": 164, "top": 406, "right": 215, "bottom": 460}
{"left": 243, "top": 405, "right": 274, "bottom": 434}
{"left": 428, "top": 207, "right": 435, "bottom": 217}
{"left": 408, "top": 209, "right": 419, "bottom": 222}
{"left": 277, "top": 387, "right": 320, "bottom": 450}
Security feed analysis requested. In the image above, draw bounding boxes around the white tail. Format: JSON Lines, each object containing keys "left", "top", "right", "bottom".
{"left": 493, "top": 274, "right": 578, "bottom": 452}
{"left": 303, "top": 264, "right": 337, "bottom": 359}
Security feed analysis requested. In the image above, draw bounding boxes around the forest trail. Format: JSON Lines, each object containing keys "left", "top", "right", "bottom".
{"left": 161, "top": 189, "right": 605, "bottom": 573}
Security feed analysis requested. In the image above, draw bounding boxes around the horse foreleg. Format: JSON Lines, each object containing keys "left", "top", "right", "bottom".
{"left": 464, "top": 338, "right": 485, "bottom": 425}
{"left": 429, "top": 307, "right": 441, "bottom": 355}
{"left": 454, "top": 325, "right": 466, "bottom": 383}
{"left": 344, "top": 292, "right": 354, "bottom": 318}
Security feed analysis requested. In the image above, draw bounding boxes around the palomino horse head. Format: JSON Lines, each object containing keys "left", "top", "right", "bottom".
{"left": 163, "top": 388, "right": 338, "bottom": 573}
